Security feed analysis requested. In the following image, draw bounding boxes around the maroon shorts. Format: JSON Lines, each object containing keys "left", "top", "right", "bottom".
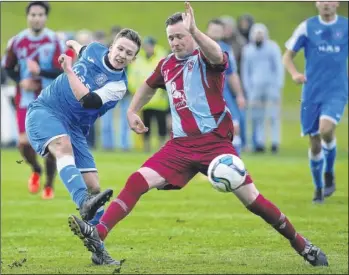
{"left": 142, "top": 131, "right": 253, "bottom": 190}
{"left": 16, "top": 106, "right": 27, "bottom": 134}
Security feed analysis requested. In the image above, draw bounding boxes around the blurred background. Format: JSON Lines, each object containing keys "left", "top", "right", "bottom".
{"left": 1, "top": 1, "right": 347, "bottom": 154}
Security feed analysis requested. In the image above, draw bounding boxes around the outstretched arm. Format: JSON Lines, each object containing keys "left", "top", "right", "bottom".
{"left": 128, "top": 82, "right": 157, "bottom": 114}
{"left": 127, "top": 82, "right": 157, "bottom": 134}
{"left": 183, "top": 2, "right": 223, "bottom": 64}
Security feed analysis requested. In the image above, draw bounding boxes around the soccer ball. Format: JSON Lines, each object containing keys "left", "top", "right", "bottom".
{"left": 207, "top": 154, "right": 247, "bottom": 192}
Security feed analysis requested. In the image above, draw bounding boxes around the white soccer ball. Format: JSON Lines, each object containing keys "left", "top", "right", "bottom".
{"left": 207, "top": 154, "right": 247, "bottom": 192}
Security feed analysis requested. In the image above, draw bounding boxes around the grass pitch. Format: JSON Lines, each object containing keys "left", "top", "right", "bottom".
{"left": 1, "top": 116, "right": 348, "bottom": 274}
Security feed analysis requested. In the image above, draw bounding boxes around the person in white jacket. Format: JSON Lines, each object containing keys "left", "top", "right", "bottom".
{"left": 241, "top": 23, "right": 284, "bottom": 153}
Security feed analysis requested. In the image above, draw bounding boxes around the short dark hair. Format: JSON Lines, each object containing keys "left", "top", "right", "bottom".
{"left": 207, "top": 18, "right": 224, "bottom": 28}
{"left": 165, "top": 12, "right": 183, "bottom": 27}
{"left": 113, "top": 28, "right": 142, "bottom": 55}
{"left": 26, "top": 1, "right": 50, "bottom": 15}
{"left": 111, "top": 25, "right": 122, "bottom": 35}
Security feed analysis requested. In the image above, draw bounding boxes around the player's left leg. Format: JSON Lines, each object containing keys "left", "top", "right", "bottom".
{"left": 234, "top": 182, "right": 328, "bottom": 266}
{"left": 41, "top": 152, "right": 56, "bottom": 200}
{"left": 319, "top": 99, "right": 347, "bottom": 197}
{"left": 201, "top": 138, "right": 328, "bottom": 266}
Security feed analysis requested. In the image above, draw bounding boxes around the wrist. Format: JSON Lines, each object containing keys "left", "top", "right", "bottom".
{"left": 190, "top": 26, "right": 199, "bottom": 37}
{"left": 65, "top": 67, "right": 74, "bottom": 74}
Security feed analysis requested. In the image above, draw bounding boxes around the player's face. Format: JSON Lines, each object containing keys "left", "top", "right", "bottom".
{"left": 206, "top": 23, "right": 224, "bottom": 42}
{"left": 316, "top": 1, "right": 339, "bottom": 17}
{"left": 27, "top": 5, "right": 47, "bottom": 33}
{"left": 109, "top": 37, "right": 139, "bottom": 69}
{"left": 167, "top": 22, "right": 196, "bottom": 59}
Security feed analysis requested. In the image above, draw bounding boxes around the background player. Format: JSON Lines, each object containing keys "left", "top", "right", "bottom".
{"left": 283, "top": 1, "right": 348, "bottom": 203}
{"left": 2, "top": 1, "right": 64, "bottom": 199}
{"left": 68, "top": 2, "right": 328, "bottom": 268}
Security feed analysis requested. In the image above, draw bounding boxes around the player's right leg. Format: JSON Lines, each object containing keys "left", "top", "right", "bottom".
{"left": 16, "top": 106, "right": 42, "bottom": 193}
{"left": 68, "top": 168, "right": 163, "bottom": 265}
{"left": 68, "top": 140, "right": 195, "bottom": 264}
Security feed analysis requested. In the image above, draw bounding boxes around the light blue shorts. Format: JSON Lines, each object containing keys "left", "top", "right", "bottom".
{"left": 25, "top": 102, "right": 97, "bottom": 173}
{"left": 300, "top": 99, "right": 347, "bottom": 136}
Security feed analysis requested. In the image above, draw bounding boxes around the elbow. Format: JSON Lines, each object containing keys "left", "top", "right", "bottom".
{"left": 79, "top": 93, "right": 103, "bottom": 109}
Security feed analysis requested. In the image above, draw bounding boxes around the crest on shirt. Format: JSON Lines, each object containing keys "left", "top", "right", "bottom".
{"left": 94, "top": 73, "right": 108, "bottom": 86}
{"left": 170, "top": 82, "right": 188, "bottom": 110}
{"left": 187, "top": 60, "right": 194, "bottom": 72}
{"left": 333, "top": 30, "right": 343, "bottom": 40}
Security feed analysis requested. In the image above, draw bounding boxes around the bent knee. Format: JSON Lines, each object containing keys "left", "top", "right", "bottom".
{"left": 137, "top": 167, "right": 166, "bottom": 190}
{"left": 48, "top": 135, "right": 73, "bottom": 158}
{"left": 233, "top": 183, "right": 260, "bottom": 206}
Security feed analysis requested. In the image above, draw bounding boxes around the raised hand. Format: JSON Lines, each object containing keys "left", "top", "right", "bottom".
{"left": 182, "top": 2, "right": 197, "bottom": 34}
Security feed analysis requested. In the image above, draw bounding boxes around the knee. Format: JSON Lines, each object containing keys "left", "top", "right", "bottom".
{"left": 124, "top": 171, "right": 150, "bottom": 195}
{"left": 319, "top": 128, "right": 334, "bottom": 143}
{"left": 49, "top": 136, "right": 73, "bottom": 158}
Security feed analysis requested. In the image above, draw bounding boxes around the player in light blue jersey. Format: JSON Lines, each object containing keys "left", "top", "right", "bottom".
{"left": 283, "top": 1, "right": 348, "bottom": 203}
{"left": 206, "top": 18, "right": 246, "bottom": 155}
{"left": 25, "top": 28, "right": 141, "bottom": 264}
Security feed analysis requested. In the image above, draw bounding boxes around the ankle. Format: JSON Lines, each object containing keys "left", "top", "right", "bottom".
{"left": 96, "top": 222, "right": 108, "bottom": 241}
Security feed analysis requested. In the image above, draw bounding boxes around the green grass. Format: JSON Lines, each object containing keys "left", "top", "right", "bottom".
{"left": 1, "top": 2, "right": 348, "bottom": 274}
{"left": 1, "top": 115, "right": 348, "bottom": 274}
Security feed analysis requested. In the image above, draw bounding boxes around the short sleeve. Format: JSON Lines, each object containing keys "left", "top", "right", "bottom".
{"left": 199, "top": 50, "right": 228, "bottom": 72}
{"left": 285, "top": 21, "right": 307, "bottom": 52}
{"left": 146, "top": 58, "right": 166, "bottom": 89}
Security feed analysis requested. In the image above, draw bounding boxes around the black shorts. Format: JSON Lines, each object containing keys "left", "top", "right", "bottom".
{"left": 142, "top": 109, "right": 167, "bottom": 137}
